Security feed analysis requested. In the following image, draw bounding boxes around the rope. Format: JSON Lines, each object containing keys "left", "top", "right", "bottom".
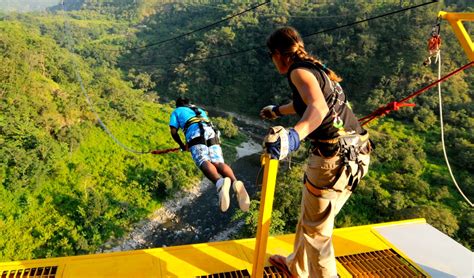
{"left": 435, "top": 54, "right": 473, "bottom": 207}
{"left": 359, "top": 61, "right": 474, "bottom": 126}
{"left": 103, "top": 1, "right": 270, "bottom": 52}
{"left": 358, "top": 102, "right": 416, "bottom": 125}
{"left": 127, "top": 0, "right": 437, "bottom": 67}
{"left": 150, "top": 137, "right": 252, "bottom": 155}
{"left": 150, "top": 148, "right": 181, "bottom": 155}
{"left": 61, "top": 1, "right": 152, "bottom": 155}
{"left": 62, "top": 5, "right": 235, "bottom": 156}
{"left": 255, "top": 163, "right": 264, "bottom": 188}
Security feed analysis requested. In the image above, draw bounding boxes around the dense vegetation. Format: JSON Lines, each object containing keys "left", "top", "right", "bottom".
{"left": 0, "top": 7, "right": 203, "bottom": 260}
{"left": 0, "top": 0, "right": 472, "bottom": 261}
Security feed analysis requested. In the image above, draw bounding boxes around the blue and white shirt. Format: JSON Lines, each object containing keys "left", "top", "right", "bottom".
{"left": 169, "top": 106, "right": 209, "bottom": 141}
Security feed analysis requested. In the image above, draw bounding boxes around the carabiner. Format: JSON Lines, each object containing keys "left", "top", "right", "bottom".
{"left": 430, "top": 17, "right": 441, "bottom": 37}
{"left": 333, "top": 116, "right": 344, "bottom": 129}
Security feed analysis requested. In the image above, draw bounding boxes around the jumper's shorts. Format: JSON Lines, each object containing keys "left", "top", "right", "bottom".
{"left": 188, "top": 125, "right": 224, "bottom": 167}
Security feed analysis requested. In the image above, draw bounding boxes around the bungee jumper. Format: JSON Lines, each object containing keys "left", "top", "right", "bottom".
{"left": 168, "top": 97, "right": 250, "bottom": 213}
{"left": 260, "top": 26, "right": 372, "bottom": 278}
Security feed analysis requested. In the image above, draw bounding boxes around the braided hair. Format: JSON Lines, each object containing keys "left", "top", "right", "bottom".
{"left": 267, "top": 26, "right": 342, "bottom": 82}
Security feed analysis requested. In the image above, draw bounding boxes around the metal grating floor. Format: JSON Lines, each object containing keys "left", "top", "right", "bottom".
{"left": 263, "top": 265, "right": 288, "bottom": 277}
{"left": 336, "top": 249, "right": 427, "bottom": 277}
{"left": 196, "top": 249, "right": 426, "bottom": 278}
{"left": 1, "top": 266, "right": 57, "bottom": 278}
{"left": 197, "top": 269, "right": 250, "bottom": 278}
{"left": 197, "top": 266, "right": 288, "bottom": 278}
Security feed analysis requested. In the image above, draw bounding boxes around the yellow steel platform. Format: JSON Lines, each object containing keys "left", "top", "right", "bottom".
{"left": 0, "top": 218, "right": 429, "bottom": 277}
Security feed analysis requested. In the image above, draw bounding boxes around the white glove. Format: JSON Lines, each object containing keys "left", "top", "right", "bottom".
{"left": 259, "top": 105, "right": 281, "bottom": 120}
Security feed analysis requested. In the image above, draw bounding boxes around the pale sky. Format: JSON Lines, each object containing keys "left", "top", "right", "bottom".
{"left": 0, "top": 0, "right": 60, "bottom": 12}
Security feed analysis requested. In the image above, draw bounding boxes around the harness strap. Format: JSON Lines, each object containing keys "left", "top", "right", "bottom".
{"left": 304, "top": 173, "right": 340, "bottom": 191}
{"left": 304, "top": 182, "right": 334, "bottom": 198}
{"left": 182, "top": 105, "right": 212, "bottom": 136}
{"left": 182, "top": 105, "right": 221, "bottom": 148}
{"left": 304, "top": 170, "right": 345, "bottom": 199}
{"left": 304, "top": 159, "right": 362, "bottom": 198}
{"left": 187, "top": 135, "right": 219, "bottom": 148}
{"left": 312, "top": 132, "right": 371, "bottom": 159}
{"left": 316, "top": 131, "right": 369, "bottom": 144}
{"left": 347, "top": 159, "right": 366, "bottom": 192}
{"left": 183, "top": 116, "right": 211, "bottom": 135}
{"left": 305, "top": 133, "right": 370, "bottom": 196}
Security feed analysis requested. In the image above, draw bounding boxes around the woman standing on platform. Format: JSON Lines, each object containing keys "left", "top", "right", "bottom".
{"left": 261, "top": 26, "right": 371, "bottom": 278}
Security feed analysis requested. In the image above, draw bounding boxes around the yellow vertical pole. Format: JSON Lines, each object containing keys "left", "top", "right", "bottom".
{"left": 251, "top": 154, "right": 279, "bottom": 278}
{"left": 438, "top": 11, "right": 474, "bottom": 62}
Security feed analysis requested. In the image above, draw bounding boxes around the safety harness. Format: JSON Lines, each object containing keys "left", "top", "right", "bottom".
{"left": 183, "top": 105, "right": 220, "bottom": 148}
{"left": 324, "top": 69, "right": 347, "bottom": 130}
{"left": 303, "top": 69, "right": 373, "bottom": 196}
{"left": 305, "top": 132, "right": 371, "bottom": 197}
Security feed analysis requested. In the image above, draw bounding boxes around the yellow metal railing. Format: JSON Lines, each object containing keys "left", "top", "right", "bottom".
{"left": 438, "top": 11, "right": 474, "bottom": 62}
{"left": 251, "top": 155, "right": 279, "bottom": 278}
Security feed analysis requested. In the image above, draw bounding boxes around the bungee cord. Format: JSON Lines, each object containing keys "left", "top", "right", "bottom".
{"left": 61, "top": 0, "right": 153, "bottom": 155}
{"left": 435, "top": 54, "right": 473, "bottom": 207}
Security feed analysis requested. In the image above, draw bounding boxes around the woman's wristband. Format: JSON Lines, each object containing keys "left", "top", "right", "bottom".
{"left": 272, "top": 105, "right": 283, "bottom": 116}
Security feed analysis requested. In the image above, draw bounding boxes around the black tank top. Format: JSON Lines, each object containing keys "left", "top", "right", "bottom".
{"left": 287, "top": 61, "right": 365, "bottom": 141}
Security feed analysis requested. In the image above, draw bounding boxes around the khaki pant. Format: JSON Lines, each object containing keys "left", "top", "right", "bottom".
{"left": 286, "top": 151, "right": 370, "bottom": 278}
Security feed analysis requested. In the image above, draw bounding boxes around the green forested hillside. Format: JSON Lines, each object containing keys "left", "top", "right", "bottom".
{"left": 0, "top": 0, "right": 472, "bottom": 261}
{"left": 0, "top": 12, "right": 200, "bottom": 260}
